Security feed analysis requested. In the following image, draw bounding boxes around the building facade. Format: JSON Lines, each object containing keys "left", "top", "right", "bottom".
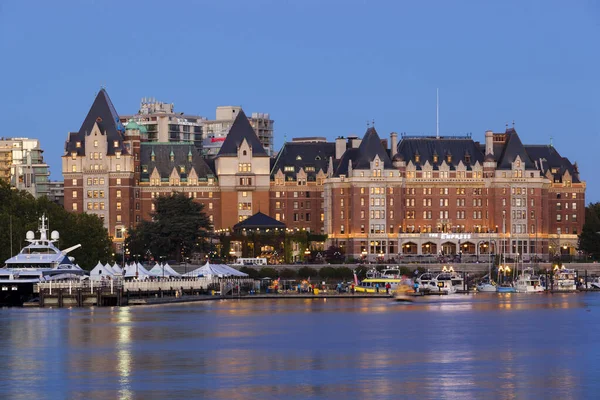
{"left": 0, "top": 137, "right": 50, "bottom": 197}
{"left": 120, "top": 97, "right": 205, "bottom": 149}
{"left": 203, "top": 106, "right": 274, "bottom": 156}
{"left": 63, "top": 90, "right": 585, "bottom": 260}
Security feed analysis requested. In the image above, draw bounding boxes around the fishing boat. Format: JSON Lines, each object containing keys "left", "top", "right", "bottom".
{"left": 514, "top": 267, "right": 544, "bottom": 293}
{"left": 0, "top": 214, "right": 85, "bottom": 306}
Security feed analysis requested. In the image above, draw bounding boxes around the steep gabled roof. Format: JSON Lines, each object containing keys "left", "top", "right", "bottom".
{"left": 270, "top": 142, "right": 335, "bottom": 180}
{"left": 334, "top": 127, "right": 391, "bottom": 176}
{"left": 396, "top": 137, "right": 484, "bottom": 170}
{"left": 65, "top": 89, "right": 126, "bottom": 156}
{"left": 525, "top": 145, "right": 581, "bottom": 183}
{"left": 233, "top": 212, "right": 285, "bottom": 230}
{"left": 495, "top": 128, "right": 536, "bottom": 170}
{"left": 216, "top": 110, "right": 268, "bottom": 157}
{"left": 140, "top": 143, "right": 214, "bottom": 182}
{"left": 355, "top": 127, "right": 392, "bottom": 169}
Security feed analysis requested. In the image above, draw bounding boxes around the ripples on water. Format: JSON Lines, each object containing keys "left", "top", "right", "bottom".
{"left": 0, "top": 294, "right": 599, "bottom": 399}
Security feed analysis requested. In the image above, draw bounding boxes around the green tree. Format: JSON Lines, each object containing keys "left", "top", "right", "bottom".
{"left": 0, "top": 182, "right": 112, "bottom": 270}
{"left": 298, "top": 266, "right": 318, "bottom": 279}
{"left": 258, "top": 267, "right": 278, "bottom": 279}
{"left": 579, "top": 202, "right": 600, "bottom": 259}
{"left": 279, "top": 268, "right": 296, "bottom": 279}
{"left": 126, "top": 193, "right": 212, "bottom": 262}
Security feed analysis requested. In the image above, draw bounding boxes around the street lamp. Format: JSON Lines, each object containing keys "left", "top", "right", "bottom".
{"left": 304, "top": 248, "right": 311, "bottom": 264}
{"left": 121, "top": 227, "right": 126, "bottom": 270}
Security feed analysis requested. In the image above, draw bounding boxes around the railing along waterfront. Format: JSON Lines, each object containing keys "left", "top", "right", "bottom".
{"left": 36, "top": 277, "right": 224, "bottom": 294}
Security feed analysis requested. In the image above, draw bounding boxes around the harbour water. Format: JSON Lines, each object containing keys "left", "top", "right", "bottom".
{"left": 1, "top": 294, "right": 599, "bottom": 399}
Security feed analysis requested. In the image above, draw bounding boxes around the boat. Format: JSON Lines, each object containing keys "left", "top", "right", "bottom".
{"left": 582, "top": 276, "right": 600, "bottom": 290}
{"left": 355, "top": 275, "right": 405, "bottom": 294}
{"left": 476, "top": 275, "right": 497, "bottom": 292}
{"left": 552, "top": 266, "right": 577, "bottom": 291}
{"left": 393, "top": 277, "right": 415, "bottom": 302}
{"left": 430, "top": 271, "right": 456, "bottom": 294}
{"left": 514, "top": 267, "right": 544, "bottom": 293}
{"left": 0, "top": 214, "right": 85, "bottom": 306}
{"left": 496, "top": 284, "right": 516, "bottom": 293}
{"left": 415, "top": 271, "right": 436, "bottom": 292}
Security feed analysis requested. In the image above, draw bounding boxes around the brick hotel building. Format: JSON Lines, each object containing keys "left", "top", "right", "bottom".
{"left": 63, "top": 90, "right": 585, "bottom": 261}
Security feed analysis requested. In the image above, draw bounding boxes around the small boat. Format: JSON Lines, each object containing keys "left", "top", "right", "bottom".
{"left": 582, "top": 277, "right": 600, "bottom": 290}
{"left": 355, "top": 277, "right": 402, "bottom": 294}
{"left": 496, "top": 284, "right": 516, "bottom": 293}
{"left": 514, "top": 268, "right": 544, "bottom": 293}
{"left": 477, "top": 276, "right": 497, "bottom": 292}
{"left": 393, "top": 278, "right": 415, "bottom": 302}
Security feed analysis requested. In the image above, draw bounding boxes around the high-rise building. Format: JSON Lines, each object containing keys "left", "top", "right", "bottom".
{"left": 120, "top": 97, "right": 205, "bottom": 149}
{"left": 48, "top": 181, "right": 64, "bottom": 206}
{"left": 0, "top": 138, "right": 50, "bottom": 197}
{"left": 202, "top": 106, "right": 274, "bottom": 156}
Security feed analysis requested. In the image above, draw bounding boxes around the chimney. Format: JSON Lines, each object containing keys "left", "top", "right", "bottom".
{"left": 335, "top": 137, "right": 346, "bottom": 159}
{"left": 485, "top": 130, "right": 494, "bottom": 156}
{"left": 390, "top": 132, "right": 398, "bottom": 157}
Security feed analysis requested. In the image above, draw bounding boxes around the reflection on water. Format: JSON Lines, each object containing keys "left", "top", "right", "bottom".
{"left": 0, "top": 294, "right": 599, "bottom": 399}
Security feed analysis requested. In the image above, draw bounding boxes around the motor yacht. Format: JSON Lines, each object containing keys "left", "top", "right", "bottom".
{"left": 0, "top": 215, "right": 85, "bottom": 306}
{"left": 552, "top": 266, "right": 577, "bottom": 291}
{"left": 514, "top": 268, "right": 544, "bottom": 293}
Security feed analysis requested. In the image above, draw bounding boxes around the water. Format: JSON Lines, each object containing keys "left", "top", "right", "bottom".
{"left": 1, "top": 294, "right": 599, "bottom": 399}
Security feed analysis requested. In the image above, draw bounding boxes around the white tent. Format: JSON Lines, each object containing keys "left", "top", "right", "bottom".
{"left": 104, "top": 263, "right": 115, "bottom": 274}
{"left": 124, "top": 263, "right": 156, "bottom": 280}
{"left": 183, "top": 262, "right": 248, "bottom": 278}
{"left": 148, "top": 263, "right": 181, "bottom": 277}
{"left": 112, "top": 262, "right": 123, "bottom": 275}
{"left": 90, "top": 262, "right": 115, "bottom": 281}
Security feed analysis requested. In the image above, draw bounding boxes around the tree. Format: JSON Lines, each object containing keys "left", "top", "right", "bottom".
{"left": 126, "top": 193, "right": 212, "bottom": 262}
{"left": 0, "top": 181, "right": 112, "bottom": 270}
{"left": 579, "top": 203, "right": 600, "bottom": 259}
{"left": 298, "top": 266, "right": 318, "bottom": 279}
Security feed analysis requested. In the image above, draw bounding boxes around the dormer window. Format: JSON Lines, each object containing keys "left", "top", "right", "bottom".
{"left": 170, "top": 154, "right": 175, "bottom": 162}
{"left": 375, "top": 160, "right": 379, "bottom": 167}
{"left": 76, "top": 142, "right": 81, "bottom": 148}
{"left": 415, "top": 154, "right": 420, "bottom": 163}
{"left": 94, "top": 140, "right": 98, "bottom": 147}
{"left": 516, "top": 160, "right": 521, "bottom": 167}
{"left": 242, "top": 150, "right": 247, "bottom": 156}
{"left": 142, "top": 165, "right": 148, "bottom": 173}
{"left": 180, "top": 166, "right": 185, "bottom": 173}
{"left": 188, "top": 154, "right": 192, "bottom": 162}
{"left": 315, "top": 156, "right": 321, "bottom": 160}
{"left": 433, "top": 154, "right": 438, "bottom": 163}
{"left": 116, "top": 151, "right": 121, "bottom": 159}
{"left": 465, "top": 155, "right": 471, "bottom": 164}
{"left": 113, "top": 141, "right": 119, "bottom": 148}
{"left": 447, "top": 155, "right": 452, "bottom": 163}
{"left": 296, "top": 155, "right": 302, "bottom": 161}
{"left": 71, "top": 152, "right": 76, "bottom": 160}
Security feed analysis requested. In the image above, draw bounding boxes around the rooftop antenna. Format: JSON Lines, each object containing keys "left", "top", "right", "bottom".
{"left": 436, "top": 88, "right": 440, "bottom": 139}
{"left": 372, "top": 119, "right": 375, "bottom": 128}
{"left": 366, "top": 120, "right": 370, "bottom": 128}
{"left": 550, "top": 136, "right": 553, "bottom": 147}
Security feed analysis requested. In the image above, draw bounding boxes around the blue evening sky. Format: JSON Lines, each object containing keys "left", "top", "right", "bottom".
{"left": 1, "top": 1, "right": 598, "bottom": 199}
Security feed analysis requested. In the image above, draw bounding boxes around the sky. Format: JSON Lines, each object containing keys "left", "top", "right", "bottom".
{"left": 0, "top": 1, "right": 598, "bottom": 199}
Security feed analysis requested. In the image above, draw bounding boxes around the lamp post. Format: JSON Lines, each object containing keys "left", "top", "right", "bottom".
{"left": 304, "top": 248, "right": 311, "bottom": 264}
{"left": 121, "top": 227, "right": 126, "bottom": 270}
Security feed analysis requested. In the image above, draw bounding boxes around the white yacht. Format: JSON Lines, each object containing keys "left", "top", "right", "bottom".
{"left": 0, "top": 215, "right": 85, "bottom": 306}
{"left": 582, "top": 277, "right": 600, "bottom": 290}
{"left": 514, "top": 268, "right": 544, "bottom": 293}
{"left": 415, "top": 271, "right": 436, "bottom": 292}
{"left": 552, "top": 267, "right": 577, "bottom": 291}
{"left": 429, "top": 272, "right": 456, "bottom": 294}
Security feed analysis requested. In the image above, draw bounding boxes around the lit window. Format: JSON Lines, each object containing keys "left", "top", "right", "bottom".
{"left": 116, "top": 190, "right": 121, "bottom": 198}
{"left": 76, "top": 142, "right": 81, "bottom": 148}
{"left": 94, "top": 140, "right": 98, "bottom": 147}
{"left": 72, "top": 203, "right": 78, "bottom": 211}
{"left": 116, "top": 215, "right": 122, "bottom": 222}
{"left": 116, "top": 178, "right": 121, "bottom": 185}
{"left": 72, "top": 179, "right": 77, "bottom": 186}
{"left": 72, "top": 190, "right": 77, "bottom": 198}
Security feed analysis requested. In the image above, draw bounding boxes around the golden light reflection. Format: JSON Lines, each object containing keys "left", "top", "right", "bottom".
{"left": 116, "top": 307, "right": 132, "bottom": 400}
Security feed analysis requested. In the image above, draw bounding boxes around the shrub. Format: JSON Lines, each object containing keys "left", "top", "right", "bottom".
{"left": 258, "top": 267, "right": 278, "bottom": 279}
{"left": 279, "top": 268, "right": 296, "bottom": 279}
{"left": 319, "top": 266, "right": 336, "bottom": 280}
{"left": 239, "top": 267, "right": 259, "bottom": 279}
{"left": 298, "top": 266, "right": 318, "bottom": 279}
